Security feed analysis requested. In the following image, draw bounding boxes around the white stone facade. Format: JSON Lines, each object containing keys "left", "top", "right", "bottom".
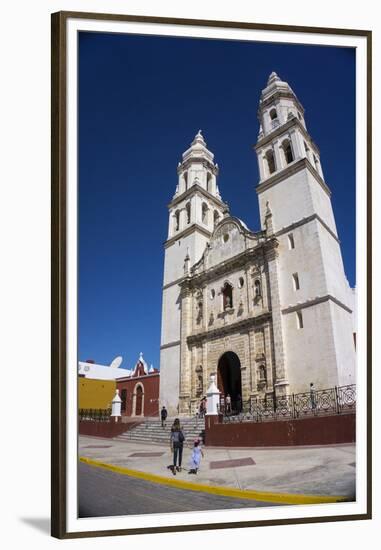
{"left": 159, "top": 73, "right": 356, "bottom": 416}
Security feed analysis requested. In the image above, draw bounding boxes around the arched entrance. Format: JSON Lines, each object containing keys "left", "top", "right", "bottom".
{"left": 133, "top": 384, "right": 144, "bottom": 416}
{"left": 217, "top": 352, "right": 242, "bottom": 413}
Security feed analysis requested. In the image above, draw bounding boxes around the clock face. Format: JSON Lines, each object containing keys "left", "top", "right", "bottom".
{"left": 84, "top": 365, "right": 90, "bottom": 372}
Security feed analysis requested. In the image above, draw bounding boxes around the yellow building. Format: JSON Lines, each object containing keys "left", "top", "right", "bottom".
{"left": 78, "top": 377, "right": 116, "bottom": 409}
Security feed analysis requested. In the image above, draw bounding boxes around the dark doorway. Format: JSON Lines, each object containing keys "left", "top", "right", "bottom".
{"left": 217, "top": 352, "right": 242, "bottom": 413}
{"left": 135, "top": 386, "right": 143, "bottom": 416}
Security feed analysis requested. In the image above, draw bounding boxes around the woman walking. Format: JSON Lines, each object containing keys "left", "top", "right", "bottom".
{"left": 170, "top": 418, "right": 185, "bottom": 475}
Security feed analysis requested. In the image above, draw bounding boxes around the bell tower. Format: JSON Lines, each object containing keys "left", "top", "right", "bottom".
{"left": 255, "top": 72, "right": 355, "bottom": 392}
{"left": 159, "top": 131, "right": 227, "bottom": 415}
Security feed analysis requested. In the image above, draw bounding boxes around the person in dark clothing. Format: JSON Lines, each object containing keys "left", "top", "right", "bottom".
{"left": 169, "top": 418, "right": 185, "bottom": 475}
{"left": 198, "top": 397, "right": 206, "bottom": 417}
{"left": 236, "top": 394, "right": 242, "bottom": 414}
{"left": 161, "top": 406, "right": 168, "bottom": 428}
{"left": 310, "top": 383, "right": 316, "bottom": 411}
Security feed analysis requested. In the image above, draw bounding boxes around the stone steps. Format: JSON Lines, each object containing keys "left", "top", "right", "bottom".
{"left": 115, "top": 417, "right": 205, "bottom": 446}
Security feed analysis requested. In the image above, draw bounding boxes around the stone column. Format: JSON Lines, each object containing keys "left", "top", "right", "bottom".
{"left": 290, "top": 130, "right": 302, "bottom": 160}
{"left": 273, "top": 140, "right": 282, "bottom": 172}
{"left": 263, "top": 323, "right": 275, "bottom": 390}
{"left": 249, "top": 329, "right": 257, "bottom": 395}
{"left": 257, "top": 152, "right": 265, "bottom": 181}
{"left": 202, "top": 342, "right": 208, "bottom": 398}
{"left": 265, "top": 245, "right": 289, "bottom": 396}
{"left": 295, "top": 130, "right": 307, "bottom": 161}
{"left": 179, "top": 281, "right": 192, "bottom": 413}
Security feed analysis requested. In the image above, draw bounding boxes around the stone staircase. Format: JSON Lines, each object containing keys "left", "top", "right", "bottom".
{"left": 115, "top": 417, "right": 205, "bottom": 446}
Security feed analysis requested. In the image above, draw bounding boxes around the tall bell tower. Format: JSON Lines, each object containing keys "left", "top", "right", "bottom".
{"left": 159, "top": 131, "right": 228, "bottom": 415}
{"left": 255, "top": 72, "right": 356, "bottom": 392}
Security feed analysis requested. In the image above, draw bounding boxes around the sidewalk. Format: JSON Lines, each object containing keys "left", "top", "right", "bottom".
{"left": 79, "top": 435, "right": 356, "bottom": 504}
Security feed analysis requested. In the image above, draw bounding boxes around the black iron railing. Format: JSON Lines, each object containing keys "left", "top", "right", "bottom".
{"left": 221, "top": 384, "right": 356, "bottom": 423}
{"left": 79, "top": 408, "right": 112, "bottom": 422}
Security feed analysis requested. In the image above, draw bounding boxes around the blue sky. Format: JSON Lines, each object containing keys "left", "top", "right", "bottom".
{"left": 78, "top": 32, "right": 356, "bottom": 372}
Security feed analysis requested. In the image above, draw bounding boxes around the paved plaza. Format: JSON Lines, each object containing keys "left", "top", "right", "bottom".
{"left": 79, "top": 435, "right": 356, "bottom": 509}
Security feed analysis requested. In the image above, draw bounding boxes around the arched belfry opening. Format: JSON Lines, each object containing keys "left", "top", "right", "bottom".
{"left": 217, "top": 352, "right": 242, "bottom": 412}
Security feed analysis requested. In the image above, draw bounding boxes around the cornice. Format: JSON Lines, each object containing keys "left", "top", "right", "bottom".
{"left": 160, "top": 340, "right": 181, "bottom": 351}
{"left": 178, "top": 157, "right": 218, "bottom": 176}
{"left": 281, "top": 294, "right": 352, "bottom": 315}
{"left": 256, "top": 157, "right": 331, "bottom": 197}
{"left": 259, "top": 90, "right": 305, "bottom": 116}
{"left": 162, "top": 275, "right": 186, "bottom": 290}
{"left": 181, "top": 238, "right": 278, "bottom": 287}
{"left": 187, "top": 311, "right": 271, "bottom": 345}
{"left": 168, "top": 183, "right": 227, "bottom": 210}
{"left": 117, "top": 372, "right": 160, "bottom": 382}
{"left": 254, "top": 117, "right": 320, "bottom": 155}
{"left": 164, "top": 223, "right": 212, "bottom": 248}
{"left": 274, "top": 213, "right": 339, "bottom": 243}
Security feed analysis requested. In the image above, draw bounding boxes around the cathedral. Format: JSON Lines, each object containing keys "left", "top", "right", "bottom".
{"left": 159, "top": 72, "right": 356, "bottom": 416}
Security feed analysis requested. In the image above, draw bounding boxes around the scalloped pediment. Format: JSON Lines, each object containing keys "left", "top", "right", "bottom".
{"left": 205, "top": 218, "right": 247, "bottom": 269}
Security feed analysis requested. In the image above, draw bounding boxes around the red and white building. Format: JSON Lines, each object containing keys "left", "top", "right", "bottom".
{"left": 116, "top": 353, "right": 160, "bottom": 418}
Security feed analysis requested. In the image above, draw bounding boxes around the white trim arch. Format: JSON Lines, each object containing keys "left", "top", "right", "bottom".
{"left": 132, "top": 382, "right": 145, "bottom": 417}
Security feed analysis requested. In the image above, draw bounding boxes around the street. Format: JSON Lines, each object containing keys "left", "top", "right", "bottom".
{"left": 78, "top": 462, "right": 280, "bottom": 517}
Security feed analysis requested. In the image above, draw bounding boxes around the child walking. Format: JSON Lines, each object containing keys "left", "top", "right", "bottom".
{"left": 188, "top": 439, "right": 204, "bottom": 474}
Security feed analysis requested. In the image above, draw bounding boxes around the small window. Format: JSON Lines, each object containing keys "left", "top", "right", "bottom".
{"left": 186, "top": 202, "right": 191, "bottom": 224}
{"left": 282, "top": 139, "right": 294, "bottom": 164}
{"left": 269, "top": 108, "right": 278, "bottom": 120}
{"left": 210, "top": 289, "right": 215, "bottom": 300}
{"left": 223, "top": 233, "right": 229, "bottom": 243}
{"left": 304, "top": 141, "right": 310, "bottom": 153}
{"left": 202, "top": 203, "right": 209, "bottom": 224}
{"left": 293, "top": 273, "right": 300, "bottom": 291}
{"left": 238, "top": 277, "right": 244, "bottom": 288}
{"left": 296, "top": 311, "right": 304, "bottom": 329}
{"left": 184, "top": 171, "right": 188, "bottom": 191}
{"left": 175, "top": 210, "right": 180, "bottom": 231}
{"left": 265, "top": 149, "right": 276, "bottom": 175}
{"left": 288, "top": 233, "right": 295, "bottom": 249}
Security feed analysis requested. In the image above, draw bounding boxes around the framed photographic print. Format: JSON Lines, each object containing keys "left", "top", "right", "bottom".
{"left": 51, "top": 11, "right": 372, "bottom": 539}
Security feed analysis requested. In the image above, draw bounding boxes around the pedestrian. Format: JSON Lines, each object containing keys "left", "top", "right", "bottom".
{"left": 310, "top": 383, "right": 316, "bottom": 411}
{"left": 220, "top": 393, "right": 225, "bottom": 414}
{"left": 170, "top": 418, "right": 185, "bottom": 475}
{"left": 236, "top": 393, "right": 242, "bottom": 414}
{"left": 202, "top": 396, "right": 207, "bottom": 416}
{"left": 226, "top": 393, "right": 231, "bottom": 414}
{"left": 188, "top": 439, "right": 204, "bottom": 474}
{"left": 161, "top": 405, "right": 168, "bottom": 428}
{"left": 199, "top": 397, "right": 206, "bottom": 417}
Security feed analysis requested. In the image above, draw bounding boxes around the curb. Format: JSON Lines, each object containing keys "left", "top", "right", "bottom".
{"left": 79, "top": 456, "right": 349, "bottom": 505}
